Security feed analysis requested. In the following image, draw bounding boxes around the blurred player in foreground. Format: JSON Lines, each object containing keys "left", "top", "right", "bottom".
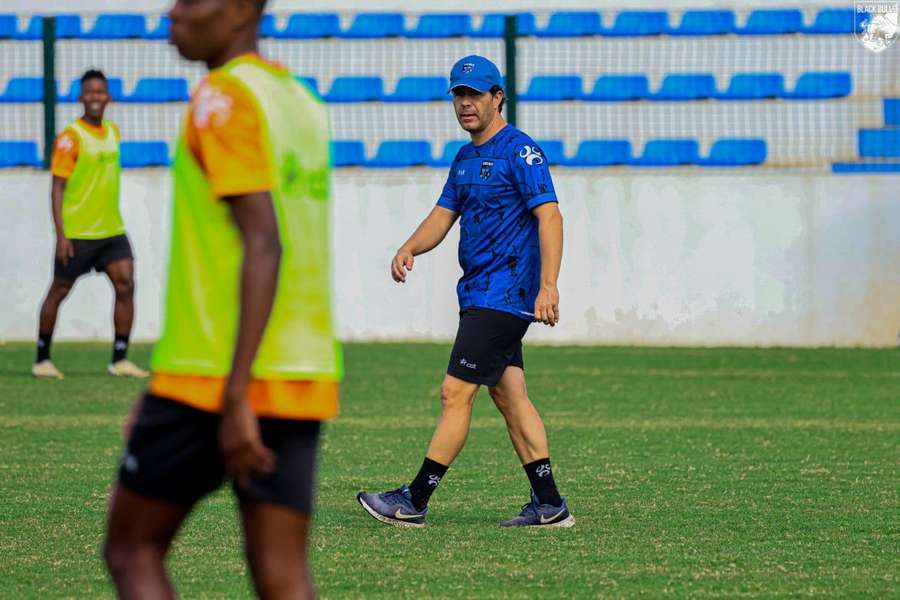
{"left": 34, "top": 69, "right": 148, "bottom": 380}
{"left": 357, "top": 56, "right": 573, "bottom": 528}
{"left": 103, "top": 0, "right": 342, "bottom": 598}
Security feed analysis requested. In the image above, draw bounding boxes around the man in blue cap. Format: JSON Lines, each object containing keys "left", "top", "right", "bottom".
{"left": 357, "top": 55, "right": 573, "bottom": 528}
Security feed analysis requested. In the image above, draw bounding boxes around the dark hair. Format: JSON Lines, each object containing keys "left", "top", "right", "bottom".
{"left": 80, "top": 69, "right": 107, "bottom": 86}
{"left": 490, "top": 85, "right": 505, "bottom": 114}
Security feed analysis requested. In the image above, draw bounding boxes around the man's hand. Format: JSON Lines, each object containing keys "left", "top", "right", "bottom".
{"left": 534, "top": 284, "right": 560, "bottom": 327}
{"left": 391, "top": 248, "right": 415, "bottom": 283}
{"left": 56, "top": 237, "right": 74, "bottom": 267}
{"left": 219, "top": 389, "right": 275, "bottom": 484}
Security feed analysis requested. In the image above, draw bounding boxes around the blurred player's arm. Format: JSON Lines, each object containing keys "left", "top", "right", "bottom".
{"left": 219, "top": 191, "right": 280, "bottom": 481}
{"left": 533, "top": 202, "right": 563, "bottom": 326}
{"left": 391, "top": 206, "right": 458, "bottom": 283}
{"left": 50, "top": 131, "right": 78, "bottom": 266}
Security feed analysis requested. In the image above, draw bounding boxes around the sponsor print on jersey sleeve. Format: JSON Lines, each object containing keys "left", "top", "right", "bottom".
{"left": 511, "top": 141, "right": 558, "bottom": 211}
{"left": 50, "top": 130, "right": 80, "bottom": 179}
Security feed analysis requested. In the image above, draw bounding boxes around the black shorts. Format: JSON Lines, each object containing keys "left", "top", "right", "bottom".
{"left": 54, "top": 234, "right": 133, "bottom": 282}
{"left": 446, "top": 307, "right": 531, "bottom": 387}
{"left": 119, "top": 394, "right": 322, "bottom": 514}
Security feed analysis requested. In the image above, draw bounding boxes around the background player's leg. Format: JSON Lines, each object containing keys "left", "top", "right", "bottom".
{"left": 239, "top": 499, "right": 314, "bottom": 600}
{"left": 103, "top": 485, "right": 192, "bottom": 600}
{"left": 34, "top": 278, "right": 74, "bottom": 376}
{"left": 103, "top": 258, "right": 135, "bottom": 355}
{"left": 490, "top": 366, "right": 563, "bottom": 507}
{"left": 424, "top": 374, "right": 480, "bottom": 465}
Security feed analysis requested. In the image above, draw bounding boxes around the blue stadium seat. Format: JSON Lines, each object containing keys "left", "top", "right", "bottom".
{"left": 537, "top": 12, "right": 602, "bottom": 37}
{"left": 698, "top": 139, "right": 767, "bottom": 166}
{"left": 0, "top": 15, "right": 17, "bottom": 39}
{"left": 859, "top": 129, "right": 900, "bottom": 157}
{"left": 716, "top": 73, "right": 785, "bottom": 100}
{"left": 331, "top": 141, "right": 366, "bottom": 167}
{"left": 367, "top": 140, "right": 432, "bottom": 167}
{"left": 124, "top": 78, "right": 189, "bottom": 103}
{"left": 832, "top": 162, "right": 900, "bottom": 173}
{"left": 406, "top": 14, "right": 471, "bottom": 38}
{"left": 276, "top": 13, "right": 340, "bottom": 38}
{"left": 340, "top": 13, "right": 404, "bottom": 38}
{"left": 737, "top": 10, "right": 804, "bottom": 35}
{"left": 0, "top": 78, "right": 46, "bottom": 102}
{"left": 804, "top": 9, "right": 857, "bottom": 34}
{"left": 520, "top": 76, "right": 583, "bottom": 101}
{"left": 0, "top": 141, "right": 41, "bottom": 167}
{"left": 583, "top": 75, "right": 649, "bottom": 101}
{"left": 603, "top": 11, "right": 668, "bottom": 36}
{"left": 83, "top": 14, "right": 146, "bottom": 39}
{"left": 324, "top": 77, "right": 384, "bottom": 103}
{"left": 18, "top": 15, "right": 82, "bottom": 39}
{"left": 534, "top": 140, "right": 567, "bottom": 165}
{"left": 650, "top": 74, "right": 717, "bottom": 101}
{"left": 384, "top": 77, "right": 449, "bottom": 102}
{"left": 294, "top": 76, "right": 318, "bottom": 94}
{"left": 145, "top": 16, "right": 170, "bottom": 40}
{"left": 471, "top": 13, "right": 537, "bottom": 37}
{"left": 61, "top": 77, "right": 125, "bottom": 102}
{"left": 258, "top": 14, "right": 278, "bottom": 37}
{"left": 568, "top": 140, "right": 632, "bottom": 166}
{"left": 429, "top": 140, "right": 468, "bottom": 167}
{"left": 120, "top": 141, "right": 170, "bottom": 168}
{"left": 784, "top": 72, "right": 851, "bottom": 99}
{"left": 631, "top": 139, "right": 700, "bottom": 166}
{"left": 885, "top": 99, "right": 900, "bottom": 126}
{"left": 667, "top": 10, "right": 735, "bottom": 35}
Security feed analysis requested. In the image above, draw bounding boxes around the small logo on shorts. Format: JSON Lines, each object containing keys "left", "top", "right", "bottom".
{"left": 122, "top": 453, "right": 139, "bottom": 474}
{"left": 459, "top": 358, "right": 477, "bottom": 369}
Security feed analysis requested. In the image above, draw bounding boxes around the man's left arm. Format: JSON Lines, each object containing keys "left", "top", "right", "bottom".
{"left": 533, "top": 202, "right": 563, "bottom": 327}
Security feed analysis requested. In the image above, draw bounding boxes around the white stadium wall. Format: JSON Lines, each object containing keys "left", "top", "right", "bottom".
{"left": 2, "top": 170, "right": 898, "bottom": 347}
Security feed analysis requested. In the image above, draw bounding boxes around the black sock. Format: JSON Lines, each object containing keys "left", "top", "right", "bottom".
{"left": 408, "top": 457, "right": 448, "bottom": 511}
{"left": 524, "top": 458, "right": 563, "bottom": 506}
{"left": 112, "top": 335, "right": 129, "bottom": 363}
{"left": 36, "top": 333, "right": 52, "bottom": 363}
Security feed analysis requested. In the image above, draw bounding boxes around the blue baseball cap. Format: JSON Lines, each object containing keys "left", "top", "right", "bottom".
{"left": 448, "top": 55, "right": 503, "bottom": 93}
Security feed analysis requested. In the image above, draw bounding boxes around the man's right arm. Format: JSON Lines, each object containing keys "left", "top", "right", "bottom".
{"left": 391, "top": 206, "right": 458, "bottom": 283}
{"left": 50, "top": 176, "right": 73, "bottom": 266}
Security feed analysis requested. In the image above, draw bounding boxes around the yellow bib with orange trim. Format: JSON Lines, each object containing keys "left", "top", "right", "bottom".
{"left": 62, "top": 119, "right": 124, "bottom": 239}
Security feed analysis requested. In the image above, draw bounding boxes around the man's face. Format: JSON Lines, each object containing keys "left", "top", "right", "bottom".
{"left": 453, "top": 86, "right": 502, "bottom": 134}
{"left": 169, "top": 0, "right": 252, "bottom": 62}
{"left": 80, "top": 78, "right": 109, "bottom": 120}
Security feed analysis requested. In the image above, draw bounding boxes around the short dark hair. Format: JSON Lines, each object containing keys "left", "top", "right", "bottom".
{"left": 490, "top": 85, "right": 505, "bottom": 114}
{"left": 80, "top": 69, "right": 107, "bottom": 86}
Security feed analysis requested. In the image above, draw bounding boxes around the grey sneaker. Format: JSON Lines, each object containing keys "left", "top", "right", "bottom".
{"left": 500, "top": 492, "right": 575, "bottom": 528}
{"left": 357, "top": 485, "right": 427, "bottom": 528}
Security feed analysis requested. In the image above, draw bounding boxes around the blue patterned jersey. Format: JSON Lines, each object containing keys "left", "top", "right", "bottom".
{"left": 436, "top": 125, "right": 558, "bottom": 321}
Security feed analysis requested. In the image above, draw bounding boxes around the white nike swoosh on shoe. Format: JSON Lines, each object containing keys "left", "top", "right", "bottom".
{"left": 394, "top": 508, "right": 424, "bottom": 520}
{"left": 539, "top": 508, "right": 566, "bottom": 524}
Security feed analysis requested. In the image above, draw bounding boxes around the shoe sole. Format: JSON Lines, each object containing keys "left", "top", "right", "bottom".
{"left": 107, "top": 364, "right": 148, "bottom": 378}
{"left": 501, "top": 515, "right": 576, "bottom": 528}
{"left": 32, "top": 372, "right": 63, "bottom": 380}
{"left": 356, "top": 494, "right": 425, "bottom": 528}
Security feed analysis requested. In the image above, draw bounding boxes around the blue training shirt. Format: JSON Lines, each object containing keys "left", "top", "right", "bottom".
{"left": 437, "top": 125, "right": 558, "bottom": 321}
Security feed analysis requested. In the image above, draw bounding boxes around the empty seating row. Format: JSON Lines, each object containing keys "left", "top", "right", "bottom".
{"left": 521, "top": 72, "right": 852, "bottom": 101}
{"left": 0, "top": 77, "right": 189, "bottom": 103}
{"left": 333, "top": 138, "right": 768, "bottom": 167}
{"left": 832, "top": 116, "right": 900, "bottom": 172}
{"left": 2, "top": 72, "right": 852, "bottom": 104}
{"left": 0, "top": 140, "right": 170, "bottom": 167}
{"left": 0, "top": 9, "right": 863, "bottom": 40}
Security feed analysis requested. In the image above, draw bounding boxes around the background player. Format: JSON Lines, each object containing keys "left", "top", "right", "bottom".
{"left": 357, "top": 56, "right": 573, "bottom": 528}
{"left": 102, "top": 0, "right": 342, "bottom": 598}
{"left": 34, "top": 70, "right": 147, "bottom": 380}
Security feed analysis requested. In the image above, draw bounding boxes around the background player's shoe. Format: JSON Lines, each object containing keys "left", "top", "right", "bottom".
{"left": 108, "top": 359, "right": 149, "bottom": 378}
{"left": 500, "top": 492, "right": 575, "bottom": 528}
{"left": 32, "top": 360, "right": 64, "bottom": 379}
{"left": 357, "top": 485, "right": 427, "bottom": 528}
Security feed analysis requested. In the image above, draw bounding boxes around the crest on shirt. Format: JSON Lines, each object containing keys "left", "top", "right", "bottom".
{"left": 192, "top": 83, "right": 233, "bottom": 129}
{"left": 479, "top": 160, "right": 494, "bottom": 180}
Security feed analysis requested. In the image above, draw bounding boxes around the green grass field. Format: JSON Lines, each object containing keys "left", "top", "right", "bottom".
{"left": 1, "top": 342, "right": 898, "bottom": 598}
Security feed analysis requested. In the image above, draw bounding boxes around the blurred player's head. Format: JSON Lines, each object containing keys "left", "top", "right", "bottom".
{"left": 168, "top": 0, "right": 266, "bottom": 66}
{"left": 79, "top": 70, "right": 110, "bottom": 122}
{"left": 449, "top": 56, "right": 505, "bottom": 135}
